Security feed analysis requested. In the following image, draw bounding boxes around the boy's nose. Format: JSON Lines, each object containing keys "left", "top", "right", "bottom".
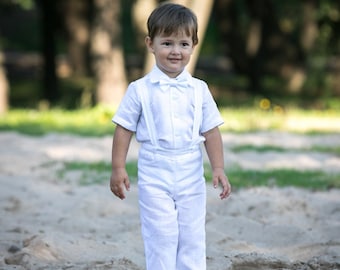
{"left": 171, "top": 45, "right": 180, "bottom": 54}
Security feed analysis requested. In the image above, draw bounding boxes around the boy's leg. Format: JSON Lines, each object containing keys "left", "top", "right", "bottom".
{"left": 176, "top": 188, "right": 206, "bottom": 270}
{"left": 175, "top": 151, "right": 206, "bottom": 270}
{"left": 139, "top": 191, "right": 178, "bottom": 270}
{"left": 138, "top": 150, "right": 178, "bottom": 270}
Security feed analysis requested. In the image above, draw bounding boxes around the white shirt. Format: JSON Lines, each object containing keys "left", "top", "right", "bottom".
{"left": 112, "top": 66, "right": 223, "bottom": 150}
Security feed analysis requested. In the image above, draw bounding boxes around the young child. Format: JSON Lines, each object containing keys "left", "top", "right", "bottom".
{"left": 110, "top": 2, "right": 231, "bottom": 269}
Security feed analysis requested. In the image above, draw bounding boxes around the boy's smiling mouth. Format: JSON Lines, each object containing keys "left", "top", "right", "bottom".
{"left": 168, "top": 58, "right": 181, "bottom": 62}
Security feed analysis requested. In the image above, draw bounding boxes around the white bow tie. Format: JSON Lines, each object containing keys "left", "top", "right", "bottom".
{"left": 158, "top": 77, "right": 188, "bottom": 92}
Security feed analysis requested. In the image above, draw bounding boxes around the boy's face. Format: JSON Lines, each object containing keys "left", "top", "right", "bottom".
{"left": 146, "top": 30, "right": 195, "bottom": 78}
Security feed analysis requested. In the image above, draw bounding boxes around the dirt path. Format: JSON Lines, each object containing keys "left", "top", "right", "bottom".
{"left": 0, "top": 131, "right": 339, "bottom": 269}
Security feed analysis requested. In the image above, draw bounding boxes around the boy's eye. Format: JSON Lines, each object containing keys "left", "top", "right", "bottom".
{"left": 182, "top": 42, "right": 190, "bottom": 47}
{"left": 162, "top": 42, "right": 171, "bottom": 46}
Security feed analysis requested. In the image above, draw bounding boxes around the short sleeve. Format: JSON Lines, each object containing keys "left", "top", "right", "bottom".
{"left": 200, "top": 81, "right": 224, "bottom": 133}
{"left": 112, "top": 81, "right": 141, "bottom": 132}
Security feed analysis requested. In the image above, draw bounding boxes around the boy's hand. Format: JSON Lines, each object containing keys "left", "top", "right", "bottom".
{"left": 212, "top": 168, "right": 231, "bottom": 200}
{"left": 110, "top": 168, "right": 130, "bottom": 200}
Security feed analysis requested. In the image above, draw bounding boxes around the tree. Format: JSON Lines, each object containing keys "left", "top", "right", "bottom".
{"left": 186, "top": 0, "right": 214, "bottom": 74}
{"left": 90, "top": 0, "right": 127, "bottom": 107}
{"left": 37, "top": 0, "right": 60, "bottom": 103}
{"left": 132, "top": 0, "right": 157, "bottom": 75}
{"left": 215, "top": 0, "right": 299, "bottom": 94}
{"left": 285, "top": 0, "right": 318, "bottom": 93}
{"left": 0, "top": 51, "right": 9, "bottom": 114}
{"left": 214, "top": 0, "right": 340, "bottom": 97}
{"left": 0, "top": 0, "right": 38, "bottom": 111}
{"left": 60, "top": 0, "right": 91, "bottom": 76}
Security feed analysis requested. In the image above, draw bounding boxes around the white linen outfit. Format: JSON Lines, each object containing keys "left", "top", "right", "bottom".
{"left": 112, "top": 66, "right": 223, "bottom": 270}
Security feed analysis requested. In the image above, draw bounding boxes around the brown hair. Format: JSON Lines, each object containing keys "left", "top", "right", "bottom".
{"left": 147, "top": 2, "right": 198, "bottom": 45}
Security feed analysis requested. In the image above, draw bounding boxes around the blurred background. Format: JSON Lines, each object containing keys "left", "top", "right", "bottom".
{"left": 0, "top": 0, "right": 339, "bottom": 113}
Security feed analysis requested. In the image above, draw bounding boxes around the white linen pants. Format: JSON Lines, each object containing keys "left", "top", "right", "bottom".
{"left": 138, "top": 144, "right": 206, "bottom": 270}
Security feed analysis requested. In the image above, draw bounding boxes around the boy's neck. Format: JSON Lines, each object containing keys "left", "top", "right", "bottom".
{"left": 156, "top": 65, "right": 185, "bottom": 79}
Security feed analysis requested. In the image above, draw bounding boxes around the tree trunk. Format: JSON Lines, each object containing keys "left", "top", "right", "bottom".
{"left": 215, "top": 0, "right": 248, "bottom": 73}
{"left": 245, "top": 0, "right": 281, "bottom": 94}
{"left": 61, "top": 0, "right": 91, "bottom": 76}
{"left": 90, "top": 0, "right": 127, "bottom": 107}
{"left": 38, "top": 0, "right": 59, "bottom": 103}
{"left": 285, "top": 0, "right": 318, "bottom": 93}
{"left": 0, "top": 52, "right": 9, "bottom": 114}
{"left": 133, "top": 0, "right": 157, "bottom": 75}
{"left": 300, "top": 0, "right": 318, "bottom": 52}
{"left": 186, "top": 0, "right": 214, "bottom": 74}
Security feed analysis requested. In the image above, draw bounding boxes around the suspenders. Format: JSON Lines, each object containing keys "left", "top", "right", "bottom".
{"left": 139, "top": 79, "right": 158, "bottom": 147}
{"left": 138, "top": 78, "right": 203, "bottom": 149}
{"left": 192, "top": 80, "right": 203, "bottom": 146}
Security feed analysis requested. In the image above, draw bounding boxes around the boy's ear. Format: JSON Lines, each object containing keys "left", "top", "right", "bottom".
{"left": 191, "top": 43, "right": 197, "bottom": 52}
{"left": 145, "top": 36, "right": 154, "bottom": 53}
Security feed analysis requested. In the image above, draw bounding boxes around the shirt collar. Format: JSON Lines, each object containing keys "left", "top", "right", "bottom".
{"left": 149, "top": 65, "right": 193, "bottom": 90}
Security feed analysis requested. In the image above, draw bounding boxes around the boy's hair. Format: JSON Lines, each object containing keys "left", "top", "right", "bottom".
{"left": 147, "top": 2, "right": 198, "bottom": 45}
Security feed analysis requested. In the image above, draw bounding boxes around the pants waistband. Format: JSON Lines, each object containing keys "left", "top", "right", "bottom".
{"left": 141, "top": 143, "right": 200, "bottom": 156}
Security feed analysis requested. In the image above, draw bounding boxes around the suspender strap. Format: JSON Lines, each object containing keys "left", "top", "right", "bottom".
{"left": 191, "top": 80, "right": 202, "bottom": 146}
{"left": 139, "top": 79, "right": 159, "bottom": 147}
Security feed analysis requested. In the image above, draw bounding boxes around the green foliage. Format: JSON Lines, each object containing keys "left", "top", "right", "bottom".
{"left": 9, "top": 77, "right": 97, "bottom": 109}
{"left": 12, "top": 0, "right": 35, "bottom": 10}
{"left": 9, "top": 79, "right": 41, "bottom": 107}
{"left": 0, "top": 1, "right": 39, "bottom": 51}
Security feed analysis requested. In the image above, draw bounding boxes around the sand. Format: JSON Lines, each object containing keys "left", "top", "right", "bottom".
{"left": 0, "top": 131, "right": 340, "bottom": 270}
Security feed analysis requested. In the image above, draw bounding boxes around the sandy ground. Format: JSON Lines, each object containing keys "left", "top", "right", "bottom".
{"left": 0, "top": 131, "right": 340, "bottom": 270}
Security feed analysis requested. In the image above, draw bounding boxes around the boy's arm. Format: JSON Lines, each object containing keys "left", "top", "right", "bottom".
{"left": 203, "top": 127, "right": 231, "bottom": 200}
{"left": 110, "top": 124, "right": 134, "bottom": 200}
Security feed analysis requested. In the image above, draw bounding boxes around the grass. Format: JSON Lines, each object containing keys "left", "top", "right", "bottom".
{"left": 219, "top": 106, "right": 340, "bottom": 133}
{"left": 56, "top": 160, "right": 340, "bottom": 190}
{"left": 230, "top": 145, "right": 340, "bottom": 156}
{"left": 0, "top": 104, "right": 340, "bottom": 136}
{"left": 221, "top": 168, "right": 340, "bottom": 190}
{"left": 0, "top": 107, "right": 115, "bottom": 136}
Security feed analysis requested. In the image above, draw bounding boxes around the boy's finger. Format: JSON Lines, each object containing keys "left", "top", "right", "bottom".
{"left": 116, "top": 189, "right": 125, "bottom": 200}
{"left": 212, "top": 176, "right": 219, "bottom": 188}
{"left": 124, "top": 178, "right": 131, "bottom": 191}
{"left": 220, "top": 183, "right": 231, "bottom": 199}
{"left": 110, "top": 184, "right": 126, "bottom": 200}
